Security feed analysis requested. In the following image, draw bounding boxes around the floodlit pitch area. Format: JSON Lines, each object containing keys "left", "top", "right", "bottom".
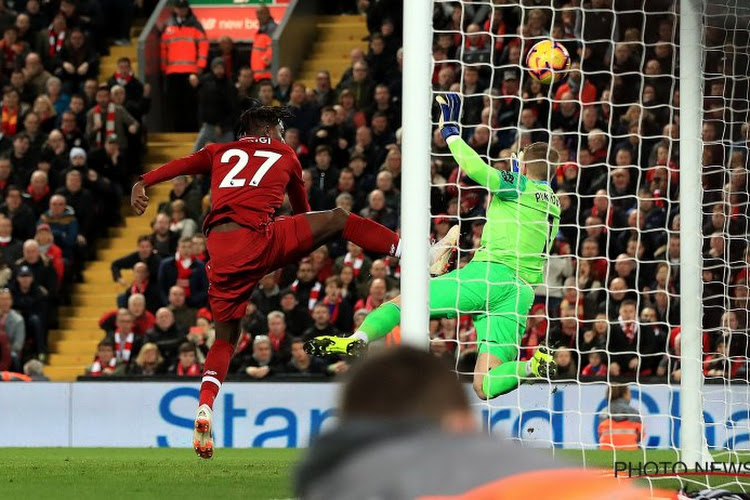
{"left": 3, "top": 448, "right": 750, "bottom": 498}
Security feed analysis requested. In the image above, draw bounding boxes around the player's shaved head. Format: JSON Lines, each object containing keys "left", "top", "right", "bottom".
{"left": 522, "top": 142, "right": 558, "bottom": 180}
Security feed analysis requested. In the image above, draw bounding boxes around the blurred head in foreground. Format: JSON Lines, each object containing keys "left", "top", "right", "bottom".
{"left": 296, "top": 346, "right": 655, "bottom": 500}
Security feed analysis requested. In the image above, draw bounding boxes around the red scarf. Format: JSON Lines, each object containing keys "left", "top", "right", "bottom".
{"left": 27, "top": 184, "right": 50, "bottom": 203}
{"left": 114, "top": 330, "right": 134, "bottom": 362}
{"left": 89, "top": 356, "right": 117, "bottom": 376}
{"left": 291, "top": 280, "right": 321, "bottom": 311}
{"left": 130, "top": 279, "right": 148, "bottom": 295}
{"left": 343, "top": 252, "right": 364, "bottom": 277}
{"left": 177, "top": 362, "right": 201, "bottom": 376}
{"left": 174, "top": 252, "right": 193, "bottom": 298}
{"left": 1, "top": 105, "right": 17, "bottom": 135}
{"left": 384, "top": 256, "right": 401, "bottom": 279}
{"left": 48, "top": 27, "right": 65, "bottom": 57}
{"left": 222, "top": 54, "right": 233, "bottom": 79}
{"left": 269, "top": 331, "right": 286, "bottom": 352}
{"left": 0, "top": 41, "right": 16, "bottom": 72}
{"left": 114, "top": 70, "right": 133, "bottom": 86}
{"left": 236, "top": 332, "right": 251, "bottom": 353}
{"left": 323, "top": 296, "right": 341, "bottom": 323}
{"left": 93, "top": 102, "right": 116, "bottom": 147}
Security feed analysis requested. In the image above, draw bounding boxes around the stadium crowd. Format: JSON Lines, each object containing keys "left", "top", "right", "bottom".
{"left": 0, "top": 0, "right": 154, "bottom": 376}
{"left": 84, "top": 0, "right": 749, "bottom": 384}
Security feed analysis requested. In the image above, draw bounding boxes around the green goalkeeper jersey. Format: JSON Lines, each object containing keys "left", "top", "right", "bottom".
{"left": 447, "top": 137, "right": 561, "bottom": 285}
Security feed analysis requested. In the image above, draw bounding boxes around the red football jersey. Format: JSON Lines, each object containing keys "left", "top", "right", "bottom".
{"left": 141, "top": 136, "right": 310, "bottom": 232}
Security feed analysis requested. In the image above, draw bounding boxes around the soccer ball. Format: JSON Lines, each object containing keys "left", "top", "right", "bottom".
{"left": 525, "top": 40, "right": 571, "bottom": 85}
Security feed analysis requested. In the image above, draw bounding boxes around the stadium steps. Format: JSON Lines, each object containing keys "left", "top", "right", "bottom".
{"left": 46, "top": 133, "right": 195, "bottom": 381}
{"left": 297, "top": 15, "right": 368, "bottom": 89}
{"left": 98, "top": 22, "right": 145, "bottom": 83}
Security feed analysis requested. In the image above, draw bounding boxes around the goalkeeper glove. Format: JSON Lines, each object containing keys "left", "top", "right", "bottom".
{"left": 435, "top": 93, "right": 461, "bottom": 141}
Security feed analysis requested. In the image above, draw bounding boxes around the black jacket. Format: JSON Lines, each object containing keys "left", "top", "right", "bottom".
{"left": 157, "top": 257, "right": 209, "bottom": 308}
{"left": 196, "top": 72, "right": 237, "bottom": 129}
{"left": 144, "top": 325, "right": 186, "bottom": 364}
{"left": 0, "top": 202, "right": 36, "bottom": 241}
{"left": 111, "top": 251, "right": 162, "bottom": 283}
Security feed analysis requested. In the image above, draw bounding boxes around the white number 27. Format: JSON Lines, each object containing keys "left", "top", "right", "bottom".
{"left": 218, "top": 148, "right": 282, "bottom": 188}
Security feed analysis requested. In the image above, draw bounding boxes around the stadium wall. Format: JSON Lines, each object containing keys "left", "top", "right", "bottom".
{"left": 5, "top": 384, "right": 750, "bottom": 449}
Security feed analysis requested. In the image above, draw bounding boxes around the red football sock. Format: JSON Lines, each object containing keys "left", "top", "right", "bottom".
{"left": 198, "top": 338, "right": 235, "bottom": 409}
{"left": 343, "top": 213, "right": 401, "bottom": 257}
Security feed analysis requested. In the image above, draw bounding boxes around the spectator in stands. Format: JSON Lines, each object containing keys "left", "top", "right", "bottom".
{"left": 160, "top": 0, "right": 207, "bottom": 131}
{"left": 119, "top": 262, "right": 161, "bottom": 313}
{"left": 34, "top": 223, "right": 63, "bottom": 287}
{"left": 129, "top": 342, "right": 165, "bottom": 376}
{"left": 164, "top": 176, "right": 201, "bottom": 221}
{"left": 266, "top": 310, "right": 292, "bottom": 364}
{"left": 111, "top": 235, "right": 161, "bottom": 286}
{"left": 359, "top": 189, "right": 397, "bottom": 230}
{"left": 10, "top": 264, "right": 48, "bottom": 360}
{"left": 0, "top": 288, "right": 24, "bottom": 370}
{"left": 86, "top": 338, "right": 126, "bottom": 376}
{"left": 354, "top": 278, "right": 387, "bottom": 312}
{"left": 168, "top": 200, "right": 198, "bottom": 238}
{"left": 309, "top": 70, "right": 335, "bottom": 108}
{"left": 239, "top": 334, "right": 282, "bottom": 379}
{"left": 286, "top": 337, "right": 327, "bottom": 376}
{"left": 287, "top": 82, "right": 317, "bottom": 143}
{"left": 22, "top": 52, "right": 50, "bottom": 97}
{"left": 145, "top": 307, "right": 185, "bottom": 364}
{"left": 273, "top": 66, "right": 292, "bottom": 104}
{"left": 1, "top": 186, "right": 34, "bottom": 242}
{"left": 552, "top": 346, "right": 577, "bottom": 380}
{"left": 157, "top": 236, "right": 207, "bottom": 308}
{"left": 150, "top": 212, "right": 178, "bottom": 257}
{"left": 166, "top": 285, "right": 196, "bottom": 332}
{"left": 0, "top": 215, "right": 21, "bottom": 264}
{"left": 337, "top": 48, "right": 365, "bottom": 88}
{"left": 1, "top": 88, "right": 22, "bottom": 138}
{"left": 107, "top": 57, "right": 148, "bottom": 123}
{"left": 56, "top": 28, "right": 97, "bottom": 93}
{"left": 310, "top": 145, "right": 339, "bottom": 194}
{"left": 250, "top": 272, "right": 281, "bottom": 315}
{"left": 322, "top": 275, "right": 353, "bottom": 333}
{"left": 608, "top": 300, "right": 661, "bottom": 378}
{"left": 38, "top": 194, "right": 78, "bottom": 262}
{"left": 190, "top": 57, "right": 237, "bottom": 151}
{"left": 85, "top": 84, "right": 138, "bottom": 152}
{"left": 303, "top": 302, "right": 341, "bottom": 341}
{"left": 279, "top": 288, "right": 312, "bottom": 337}
{"left": 16, "top": 239, "right": 56, "bottom": 294}
{"left": 169, "top": 341, "right": 201, "bottom": 376}
{"left": 338, "top": 61, "right": 375, "bottom": 111}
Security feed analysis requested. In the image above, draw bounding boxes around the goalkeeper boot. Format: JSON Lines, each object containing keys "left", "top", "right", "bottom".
{"left": 304, "top": 336, "right": 367, "bottom": 358}
{"left": 530, "top": 344, "right": 557, "bottom": 379}
{"left": 429, "top": 224, "right": 460, "bottom": 276}
{"left": 193, "top": 404, "right": 214, "bottom": 459}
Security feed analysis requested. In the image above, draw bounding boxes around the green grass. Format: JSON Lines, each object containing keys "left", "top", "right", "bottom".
{"left": 2, "top": 448, "right": 750, "bottom": 498}
{"left": 0, "top": 448, "right": 301, "bottom": 500}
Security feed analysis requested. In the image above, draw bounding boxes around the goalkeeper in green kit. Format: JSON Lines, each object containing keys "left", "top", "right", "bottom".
{"left": 306, "top": 93, "right": 561, "bottom": 399}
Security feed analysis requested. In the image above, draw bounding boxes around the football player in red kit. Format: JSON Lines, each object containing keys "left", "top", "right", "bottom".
{"left": 132, "top": 106, "right": 401, "bottom": 458}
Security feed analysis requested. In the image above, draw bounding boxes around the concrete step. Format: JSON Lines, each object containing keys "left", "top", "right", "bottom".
{"left": 312, "top": 40, "right": 368, "bottom": 54}
{"left": 48, "top": 353, "right": 95, "bottom": 366}
{"left": 59, "top": 316, "right": 102, "bottom": 330}
{"left": 49, "top": 329, "right": 104, "bottom": 342}
{"left": 50, "top": 340, "right": 99, "bottom": 355}
{"left": 73, "top": 294, "right": 119, "bottom": 308}
{"left": 317, "top": 29, "right": 367, "bottom": 43}
{"left": 75, "top": 282, "right": 124, "bottom": 294}
{"left": 45, "top": 365, "right": 86, "bottom": 381}
{"left": 149, "top": 133, "right": 197, "bottom": 142}
{"left": 317, "top": 15, "right": 366, "bottom": 24}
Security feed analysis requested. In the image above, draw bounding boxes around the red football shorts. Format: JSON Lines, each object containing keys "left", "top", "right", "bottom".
{"left": 205, "top": 214, "right": 314, "bottom": 322}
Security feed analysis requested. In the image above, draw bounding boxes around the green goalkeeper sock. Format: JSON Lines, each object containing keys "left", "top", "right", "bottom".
{"left": 482, "top": 361, "right": 530, "bottom": 399}
{"left": 353, "top": 302, "right": 401, "bottom": 343}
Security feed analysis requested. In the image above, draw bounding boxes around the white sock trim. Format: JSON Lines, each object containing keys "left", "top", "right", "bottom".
{"left": 202, "top": 375, "right": 221, "bottom": 389}
{"left": 393, "top": 239, "right": 402, "bottom": 258}
{"left": 351, "top": 331, "right": 369, "bottom": 344}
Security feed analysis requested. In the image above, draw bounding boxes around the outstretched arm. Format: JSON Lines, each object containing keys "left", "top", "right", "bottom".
{"left": 132, "top": 148, "right": 212, "bottom": 215}
{"left": 436, "top": 94, "right": 521, "bottom": 197}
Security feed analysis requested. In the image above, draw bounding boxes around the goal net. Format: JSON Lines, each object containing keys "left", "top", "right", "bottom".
{"left": 426, "top": 0, "right": 750, "bottom": 491}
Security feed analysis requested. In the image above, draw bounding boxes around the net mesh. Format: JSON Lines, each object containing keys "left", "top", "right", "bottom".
{"left": 428, "top": 0, "right": 750, "bottom": 492}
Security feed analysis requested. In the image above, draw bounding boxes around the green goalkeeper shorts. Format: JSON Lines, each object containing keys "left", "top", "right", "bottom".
{"left": 429, "top": 260, "right": 534, "bottom": 363}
